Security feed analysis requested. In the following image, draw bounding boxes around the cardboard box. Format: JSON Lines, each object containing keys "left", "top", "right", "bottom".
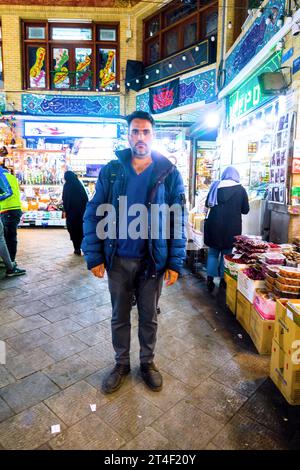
{"left": 250, "top": 306, "right": 274, "bottom": 355}
{"left": 236, "top": 291, "right": 252, "bottom": 334}
{"left": 275, "top": 299, "right": 300, "bottom": 323}
{"left": 225, "top": 273, "right": 237, "bottom": 315}
{"left": 224, "top": 257, "right": 248, "bottom": 280}
{"left": 270, "top": 339, "right": 300, "bottom": 405}
{"left": 274, "top": 315, "right": 300, "bottom": 355}
{"left": 237, "top": 270, "right": 265, "bottom": 303}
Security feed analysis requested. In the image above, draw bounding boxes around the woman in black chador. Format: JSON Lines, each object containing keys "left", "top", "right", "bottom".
{"left": 62, "top": 171, "right": 88, "bottom": 255}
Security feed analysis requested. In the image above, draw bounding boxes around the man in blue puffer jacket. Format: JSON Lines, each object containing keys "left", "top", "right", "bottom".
{"left": 82, "top": 110, "right": 186, "bottom": 394}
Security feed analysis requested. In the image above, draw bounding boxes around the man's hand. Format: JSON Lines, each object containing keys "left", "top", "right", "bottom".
{"left": 164, "top": 269, "right": 178, "bottom": 286}
{"left": 91, "top": 264, "right": 105, "bottom": 278}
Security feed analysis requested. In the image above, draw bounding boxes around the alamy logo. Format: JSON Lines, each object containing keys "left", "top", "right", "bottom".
{"left": 96, "top": 197, "right": 186, "bottom": 241}
{"left": 0, "top": 340, "right": 6, "bottom": 364}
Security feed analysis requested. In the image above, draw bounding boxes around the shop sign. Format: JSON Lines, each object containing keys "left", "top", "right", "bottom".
{"left": 293, "top": 56, "right": 300, "bottom": 75}
{"left": 282, "top": 48, "right": 293, "bottom": 64}
{"left": 22, "top": 94, "right": 120, "bottom": 117}
{"left": 24, "top": 121, "right": 118, "bottom": 138}
{"left": 227, "top": 53, "right": 281, "bottom": 126}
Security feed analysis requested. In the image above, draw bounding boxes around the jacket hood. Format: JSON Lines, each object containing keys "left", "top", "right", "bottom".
{"left": 217, "top": 184, "right": 242, "bottom": 203}
{"left": 115, "top": 148, "right": 174, "bottom": 177}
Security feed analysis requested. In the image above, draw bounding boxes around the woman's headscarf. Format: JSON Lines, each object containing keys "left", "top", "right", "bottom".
{"left": 207, "top": 166, "right": 240, "bottom": 208}
{"left": 64, "top": 171, "right": 78, "bottom": 183}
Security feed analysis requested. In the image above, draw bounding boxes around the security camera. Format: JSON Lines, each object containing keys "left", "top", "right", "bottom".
{"left": 292, "top": 22, "right": 300, "bottom": 36}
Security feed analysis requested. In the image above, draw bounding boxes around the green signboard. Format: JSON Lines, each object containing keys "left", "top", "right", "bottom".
{"left": 227, "top": 52, "right": 281, "bottom": 126}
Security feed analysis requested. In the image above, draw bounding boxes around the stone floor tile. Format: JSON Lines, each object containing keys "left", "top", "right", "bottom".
{"left": 212, "top": 413, "right": 288, "bottom": 450}
{"left": 10, "top": 315, "right": 51, "bottom": 334}
{"left": 0, "top": 366, "right": 15, "bottom": 389}
{"left": 12, "top": 300, "right": 49, "bottom": 317}
{"left": 0, "top": 323, "right": 18, "bottom": 340}
{"left": 190, "top": 377, "right": 249, "bottom": 424}
{"left": 161, "top": 353, "right": 218, "bottom": 388}
{"left": 73, "top": 323, "right": 108, "bottom": 346}
{"left": 78, "top": 342, "right": 114, "bottom": 369}
{"left": 0, "top": 396, "right": 13, "bottom": 423}
{"left": 0, "top": 372, "right": 59, "bottom": 413}
{"left": 7, "top": 329, "right": 51, "bottom": 353}
{"left": 0, "top": 287, "right": 26, "bottom": 300}
{"left": 43, "top": 355, "right": 98, "bottom": 388}
{"left": 239, "top": 378, "right": 295, "bottom": 437}
{"left": 211, "top": 353, "right": 270, "bottom": 398}
{"left": 151, "top": 399, "right": 223, "bottom": 450}
{"left": 5, "top": 348, "right": 55, "bottom": 379}
{"left": 67, "top": 287, "right": 99, "bottom": 301}
{"left": 49, "top": 413, "right": 125, "bottom": 450}
{"left": 40, "top": 335, "right": 87, "bottom": 361}
{"left": 0, "top": 309, "right": 22, "bottom": 326}
{"left": 136, "top": 371, "right": 192, "bottom": 411}
{"left": 40, "top": 293, "right": 75, "bottom": 309}
{"left": 39, "top": 304, "right": 77, "bottom": 323}
{"left": 98, "top": 388, "right": 163, "bottom": 441}
{"left": 40, "top": 318, "right": 82, "bottom": 340}
{"left": 0, "top": 402, "right": 66, "bottom": 449}
{"left": 121, "top": 426, "right": 179, "bottom": 450}
{"left": 204, "top": 442, "right": 221, "bottom": 450}
{"left": 155, "top": 334, "right": 193, "bottom": 360}
{"left": 44, "top": 380, "right": 107, "bottom": 426}
{"left": 72, "top": 306, "right": 111, "bottom": 327}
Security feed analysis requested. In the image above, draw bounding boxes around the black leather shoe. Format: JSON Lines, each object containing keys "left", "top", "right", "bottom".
{"left": 102, "top": 363, "right": 130, "bottom": 394}
{"left": 207, "top": 276, "right": 215, "bottom": 292}
{"left": 140, "top": 362, "right": 163, "bottom": 391}
{"left": 219, "top": 278, "right": 226, "bottom": 289}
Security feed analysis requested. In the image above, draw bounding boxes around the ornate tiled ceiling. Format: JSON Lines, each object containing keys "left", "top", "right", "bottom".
{"left": 0, "top": 0, "right": 141, "bottom": 6}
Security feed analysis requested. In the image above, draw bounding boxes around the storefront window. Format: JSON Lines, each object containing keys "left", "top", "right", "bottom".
{"left": 28, "top": 46, "right": 47, "bottom": 89}
{"left": 52, "top": 48, "right": 70, "bottom": 89}
{"left": 51, "top": 27, "right": 92, "bottom": 41}
{"left": 75, "top": 48, "right": 92, "bottom": 90}
{"left": 164, "top": 29, "right": 179, "bottom": 56}
{"left": 97, "top": 48, "right": 116, "bottom": 90}
{"left": 23, "top": 21, "right": 119, "bottom": 91}
{"left": 143, "top": 0, "right": 217, "bottom": 65}
{"left": 183, "top": 20, "right": 197, "bottom": 48}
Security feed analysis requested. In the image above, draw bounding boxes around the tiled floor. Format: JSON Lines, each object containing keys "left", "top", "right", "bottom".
{"left": 0, "top": 228, "right": 299, "bottom": 450}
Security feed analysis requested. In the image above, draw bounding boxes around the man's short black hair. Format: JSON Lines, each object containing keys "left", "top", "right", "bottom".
{"left": 126, "top": 111, "right": 155, "bottom": 128}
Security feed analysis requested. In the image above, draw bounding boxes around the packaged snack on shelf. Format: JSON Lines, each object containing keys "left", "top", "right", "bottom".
{"left": 253, "top": 289, "right": 277, "bottom": 320}
{"left": 278, "top": 267, "right": 300, "bottom": 279}
{"left": 275, "top": 280, "right": 300, "bottom": 293}
{"left": 277, "top": 275, "right": 300, "bottom": 286}
{"left": 264, "top": 253, "right": 286, "bottom": 265}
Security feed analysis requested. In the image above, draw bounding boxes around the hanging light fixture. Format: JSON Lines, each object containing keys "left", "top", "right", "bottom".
{"left": 228, "top": 21, "right": 232, "bottom": 29}
{"left": 168, "top": 62, "right": 173, "bottom": 68}
{"left": 211, "top": 35, "right": 215, "bottom": 42}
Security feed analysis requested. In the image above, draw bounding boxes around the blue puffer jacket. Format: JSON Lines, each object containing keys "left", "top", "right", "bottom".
{"left": 82, "top": 148, "right": 186, "bottom": 277}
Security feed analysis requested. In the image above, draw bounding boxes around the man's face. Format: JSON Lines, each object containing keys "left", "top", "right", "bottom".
{"left": 128, "top": 118, "right": 154, "bottom": 158}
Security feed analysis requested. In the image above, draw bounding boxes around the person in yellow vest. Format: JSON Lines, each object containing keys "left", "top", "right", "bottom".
{"left": 0, "top": 166, "right": 23, "bottom": 263}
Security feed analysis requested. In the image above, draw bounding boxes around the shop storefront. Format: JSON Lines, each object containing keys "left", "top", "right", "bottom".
{"left": 217, "top": 52, "right": 298, "bottom": 242}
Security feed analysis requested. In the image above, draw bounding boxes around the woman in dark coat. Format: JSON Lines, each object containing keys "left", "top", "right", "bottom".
{"left": 62, "top": 171, "right": 88, "bottom": 255}
{"left": 204, "top": 166, "right": 249, "bottom": 292}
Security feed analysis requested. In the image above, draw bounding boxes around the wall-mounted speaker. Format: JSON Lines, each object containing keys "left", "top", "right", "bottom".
{"left": 125, "top": 60, "right": 144, "bottom": 91}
